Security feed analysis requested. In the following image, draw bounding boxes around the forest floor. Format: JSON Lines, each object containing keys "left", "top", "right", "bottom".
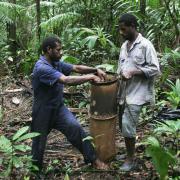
{"left": 0, "top": 76, "right": 159, "bottom": 180}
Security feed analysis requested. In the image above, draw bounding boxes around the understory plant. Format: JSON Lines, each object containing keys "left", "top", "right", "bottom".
{"left": 0, "top": 126, "right": 40, "bottom": 178}
{"left": 164, "top": 79, "right": 180, "bottom": 109}
{"left": 143, "top": 119, "right": 180, "bottom": 180}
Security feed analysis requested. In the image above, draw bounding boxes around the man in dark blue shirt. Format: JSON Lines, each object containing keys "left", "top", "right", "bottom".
{"left": 31, "top": 36, "right": 108, "bottom": 171}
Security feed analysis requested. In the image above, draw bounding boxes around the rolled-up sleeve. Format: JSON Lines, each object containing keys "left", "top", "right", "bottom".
{"left": 60, "top": 61, "right": 73, "bottom": 76}
{"left": 138, "top": 43, "right": 161, "bottom": 78}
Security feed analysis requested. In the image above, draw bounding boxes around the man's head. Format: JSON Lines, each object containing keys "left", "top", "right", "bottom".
{"left": 42, "top": 36, "right": 63, "bottom": 61}
{"left": 119, "top": 13, "right": 138, "bottom": 41}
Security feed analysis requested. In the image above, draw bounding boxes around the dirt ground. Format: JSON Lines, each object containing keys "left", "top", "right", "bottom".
{"left": 0, "top": 77, "right": 159, "bottom": 180}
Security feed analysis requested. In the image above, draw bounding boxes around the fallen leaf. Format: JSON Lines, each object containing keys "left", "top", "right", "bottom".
{"left": 12, "top": 97, "right": 20, "bottom": 105}
{"left": 8, "top": 57, "right": 13, "bottom": 62}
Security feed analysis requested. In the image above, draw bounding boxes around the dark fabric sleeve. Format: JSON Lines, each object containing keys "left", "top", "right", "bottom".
{"left": 38, "top": 64, "right": 62, "bottom": 86}
{"left": 60, "top": 61, "right": 73, "bottom": 76}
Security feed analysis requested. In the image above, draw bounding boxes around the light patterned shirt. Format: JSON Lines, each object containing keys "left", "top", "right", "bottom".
{"left": 117, "top": 33, "right": 161, "bottom": 105}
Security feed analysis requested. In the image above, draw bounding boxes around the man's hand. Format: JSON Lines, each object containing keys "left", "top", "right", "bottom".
{"left": 122, "top": 70, "right": 133, "bottom": 79}
{"left": 91, "top": 74, "right": 101, "bottom": 83}
{"left": 122, "top": 68, "right": 142, "bottom": 80}
{"left": 97, "top": 69, "right": 107, "bottom": 81}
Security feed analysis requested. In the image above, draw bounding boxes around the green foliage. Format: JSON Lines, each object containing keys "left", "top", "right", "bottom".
{"left": 154, "top": 120, "right": 180, "bottom": 140}
{"left": 164, "top": 79, "right": 180, "bottom": 109}
{"left": 63, "top": 163, "right": 72, "bottom": 180}
{"left": 62, "top": 55, "right": 80, "bottom": 64}
{"left": 67, "top": 27, "right": 118, "bottom": 64}
{"left": 143, "top": 119, "right": 180, "bottom": 179}
{"left": 160, "top": 48, "right": 180, "bottom": 82}
{"left": 78, "top": 101, "right": 87, "bottom": 109}
{"left": 96, "top": 64, "right": 115, "bottom": 72}
{"left": 78, "top": 27, "right": 117, "bottom": 51}
{"left": 143, "top": 136, "right": 175, "bottom": 180}
{"left": 40, "top": 12, "right": 80, "bottom": 32}
{"left": 0, "top": 126, "right": 40, "bottom": 178}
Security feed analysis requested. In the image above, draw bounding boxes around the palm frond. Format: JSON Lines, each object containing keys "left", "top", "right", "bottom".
{"left": 28, "top": 1, "right": 57, "bottom": 10}
{"left": 0, "top": 2, "right": 23, "bottom": 10}
{"left": 0, "top": 2, "right": 25, "bottom": 22}
{"left": 40, "top": 12, "right": 80, "bottom": 29}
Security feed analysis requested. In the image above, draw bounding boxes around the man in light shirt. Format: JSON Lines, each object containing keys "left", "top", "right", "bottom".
{"left": 117, "top": 13, "right": 160, "bottom": 171}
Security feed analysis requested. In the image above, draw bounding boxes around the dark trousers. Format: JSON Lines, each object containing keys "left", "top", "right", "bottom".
{"left": 31, "top": 105, "right": 96, "bottom": 170}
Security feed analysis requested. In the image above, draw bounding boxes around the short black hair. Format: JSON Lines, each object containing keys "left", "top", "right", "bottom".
{"left": 41, "top": 36, "right": 61, "bottom": 53}
{"left": 119, "top": 13, "right": 138, "bottom": 29}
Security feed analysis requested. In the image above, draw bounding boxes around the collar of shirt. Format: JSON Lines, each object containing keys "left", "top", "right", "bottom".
{"left": 40, "top": 55, "right": 59, "bottom": 68}
{"left": 124, "top": 33, "right": 143, "bottom": 52}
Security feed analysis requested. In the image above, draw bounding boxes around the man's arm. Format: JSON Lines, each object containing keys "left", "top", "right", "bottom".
{"left": 121, "top": 43, "right": 160, "bottom": 80}
{"left": 121, "top": 68, "right": 144, "bottom": 79}
{"left": 58, "top": 74, "right": 100, "bottom": 85}
{"left": 72, "top": 65, "right": 106, "bottom": 81}
{"left": 137, "top": 43, "right": 161, "bottom": 78}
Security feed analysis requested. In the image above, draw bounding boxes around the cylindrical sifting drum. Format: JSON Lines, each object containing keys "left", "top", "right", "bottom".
{"left": 90, "top": 72, "right": 118, "bottom": 161}
{"left": 90, "top": 114, "right": 117, "bottom": 161}
{"left": 90, "top": 72, "right": 118, "bottom": 116}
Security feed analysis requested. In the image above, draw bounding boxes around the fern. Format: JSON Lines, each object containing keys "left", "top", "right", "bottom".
{"left": 40, "top": 12, "right": 80, "bottom": 29}
{"left": 0, "top": 2, "right": 23, "bottom": 9}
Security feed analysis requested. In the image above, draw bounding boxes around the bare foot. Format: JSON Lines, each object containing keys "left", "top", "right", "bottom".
{"left": 93, "top": 158, "right": 109, "bottom": 170}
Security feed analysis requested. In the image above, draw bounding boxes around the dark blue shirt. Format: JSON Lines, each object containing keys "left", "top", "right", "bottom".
{"left": 32, "top": 55, "right": 73, "bottom": 107}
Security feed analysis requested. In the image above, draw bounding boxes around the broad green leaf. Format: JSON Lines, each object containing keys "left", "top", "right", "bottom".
{"left": 14, "top": 144, "right": 31, "bottom": 152}
{"left": 146, "top": 145, "right": 175, "bottom": 179}
{"left": 96, "top": 64, "right": 115, "bottom": 72}
{"left": 12, "top": 156, "right": 23, "bottom": 168}
{"left": 62, "top": 55, "right": 80, "bottom": 64}
{"left": 0, "top": 135, "right": 12, "bottom": 153}
{"left": 154, "top": 120, "right": 180, "bottom": 136}
{"left": 80, "top": 37, "right": 90, "bottom": 47}
{"left": 142, "top": 136, "right": 160, "bottom": 147}
{"left": 15, "top": 132, "right": 40, "bottom": 143}
{"left": 12, "top": 126, "right": 29, "bottom": 141}
{"left": 87, "top": 35, "right": 98, "bottom": 49}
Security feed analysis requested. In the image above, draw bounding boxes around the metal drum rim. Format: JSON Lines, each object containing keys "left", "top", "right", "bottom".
{"left": 91, "top": 72, "right": 118, "bottom": 86}
{"left": 90, "top": 114, "right": 117, "bottom": 120}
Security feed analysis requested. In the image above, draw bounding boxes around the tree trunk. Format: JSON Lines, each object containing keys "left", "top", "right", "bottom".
{"left": 7, "top": 0, "right": 17, "bottom": 61}
{"left": 35, "top": 0, "right": 41, "bottom": 42}
{"left": 163, "top": 0, "right": 180, "bottom": 48}
{"left": 139, "top": 0, "right": 146, "bottom": 35}
{"left": 140, "top": 0, "right": 146, "bottom": 14}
